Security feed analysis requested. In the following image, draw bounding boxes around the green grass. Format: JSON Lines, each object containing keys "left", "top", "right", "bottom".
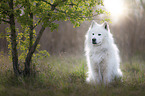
{"left": 0, "top": 54, "right": 145, "bottom": 96}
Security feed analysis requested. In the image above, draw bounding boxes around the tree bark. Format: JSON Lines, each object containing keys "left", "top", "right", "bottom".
{"left": 25, "top": 0, "right": 34, "bottom": 49}
{"left": 24, "top": 26, "right": 45, "bottom": 76}
{"left": 8, "top": 0, "right": 20, "bottom": 76}
{"left": 29, "top": 1, "right": 33, "bottom": 49}
{"left": 29, "top": 13, "right": 33, "bottom": 49}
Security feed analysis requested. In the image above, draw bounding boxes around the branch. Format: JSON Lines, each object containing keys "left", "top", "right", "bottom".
{"left": 24, "top": 19, "right": 54, "bottom": 76}
{"left": 54, "top": 8, "right": 98, "bottom": 19}
{"left": 41, "top": 0, "right": 52, "bottom": 6}
{"left": 67, "top": 3, "right": 76, "bottom": 6}
{"left": 0, "top": 6, "right": 10, "bottom": 15}
{"left": 42, "top": 0, "right": 68, "bottom": 10}
{"left": 42, "top": 0, "right": 76, "bottom": 7}
{"left": 27, "top": 0, "right": 57, "bottom": 31}
{"left": 32, "top": 18, "right": 42, "bottom": 30}
{"left": 14, "top": 5, "right": 23, "bottom": 9}
{"left": 1, "top": 19, "right": 10, "bottom": 23}
{"left": 0, "top": 10, "right": 9, "bottom": 15}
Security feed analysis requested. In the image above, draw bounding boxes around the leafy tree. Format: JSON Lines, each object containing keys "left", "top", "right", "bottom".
{"left": 0, "top": 0, "right": 105, "bottom": 76}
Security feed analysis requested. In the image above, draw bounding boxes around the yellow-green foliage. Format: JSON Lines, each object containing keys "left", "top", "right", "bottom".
{"left": 5, "top": 27, "right": 49, "bottom": 70}
{"left": 0, "top": 55, "right": 145, "bottom": 96}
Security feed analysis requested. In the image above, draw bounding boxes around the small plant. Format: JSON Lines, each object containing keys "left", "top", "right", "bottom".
{"left": 68, "top": 63, "right": 86, "bottom": 83}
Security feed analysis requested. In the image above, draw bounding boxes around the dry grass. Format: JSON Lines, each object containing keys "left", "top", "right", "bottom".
{"left": 0, "top": 54, "right": 145, "bottom": 96}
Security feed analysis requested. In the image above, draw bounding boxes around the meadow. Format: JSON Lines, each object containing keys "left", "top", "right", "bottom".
{"left": 0, "top": 54, "right": 145, "bottom": 96}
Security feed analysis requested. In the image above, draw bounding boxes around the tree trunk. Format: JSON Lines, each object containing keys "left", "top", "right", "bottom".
{"left": 25, "top": 0, "right": 33, "bottom": 49}
{"left": 28, "top": 0, "right": 33, "bottom": 49}
{"left": 29, "top": 12, "right": 33, "bottom": 49}
{"left": 23, "top": 26, "right": 45, "bottom": 76}
{"left": 9, "top": 0, "right": 20, "bottom": 76}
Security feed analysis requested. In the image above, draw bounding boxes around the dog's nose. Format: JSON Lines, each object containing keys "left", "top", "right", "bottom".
{"left": 92, "top": 38, "right": 97, "bottom": 44}
{"left": 92, "top": 38, "right": 96, "bottom": 42}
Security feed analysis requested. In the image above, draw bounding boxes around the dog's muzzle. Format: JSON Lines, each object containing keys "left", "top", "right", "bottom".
{"left": 92, "top": 38, "right": 97, "bottom": 44}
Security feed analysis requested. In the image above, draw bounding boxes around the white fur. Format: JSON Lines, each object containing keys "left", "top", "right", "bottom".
{"left": 85, "top": 21, "right": 122, "bottom": 85}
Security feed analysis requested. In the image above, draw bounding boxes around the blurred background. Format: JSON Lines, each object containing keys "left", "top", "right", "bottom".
{"left": 0, "top": 0, "right": 145, "bottom": 62}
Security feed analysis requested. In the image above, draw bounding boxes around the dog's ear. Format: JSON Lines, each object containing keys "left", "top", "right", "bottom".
{"left": 103, "top": 21, "right": 109, "bottom": 31}
{"left": 90, "top": 20, "right": 97, "bottom": 28}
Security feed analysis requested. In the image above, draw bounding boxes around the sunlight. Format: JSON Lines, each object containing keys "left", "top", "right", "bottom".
{"left": 104, "top": 0, "right": 125, "bottom": 18}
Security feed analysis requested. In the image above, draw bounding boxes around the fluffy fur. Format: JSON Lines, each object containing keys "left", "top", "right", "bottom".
{"left": 85, "top": 21, "right": 122, "bottom": 84}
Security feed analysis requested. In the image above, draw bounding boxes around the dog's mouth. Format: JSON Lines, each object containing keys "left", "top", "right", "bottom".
{"left": 92, "top": 42, "right": 101, "bottom": 45}
{"left": 92, "top": 38, "right": 102, "bottom": 45}
{"left": 92, "top": 40, "right": 101, "bottom": 45}
{"left": 92, "top": 41, "right": 97, "bottom": 44}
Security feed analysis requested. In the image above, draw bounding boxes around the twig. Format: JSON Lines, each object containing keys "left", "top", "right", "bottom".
{"left": 32, "top": 18, "right": 42, "bottom": 30}
{"left": 1, "top": 19, "right": 10, "bottom": 23}
{"left": 54, "top": 8, "right": 98, "bottom": 19}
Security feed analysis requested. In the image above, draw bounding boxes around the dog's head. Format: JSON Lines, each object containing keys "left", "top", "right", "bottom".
{"left": 88, "top": 20, "right": 109, "bottom": 45}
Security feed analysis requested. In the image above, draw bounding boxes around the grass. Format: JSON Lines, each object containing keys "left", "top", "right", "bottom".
{"left": 0, "top": 54, "right": 145, "bottom": 96}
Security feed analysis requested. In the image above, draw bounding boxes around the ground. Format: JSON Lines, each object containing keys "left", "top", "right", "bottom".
{"left": 0, "top": 54, "right": 145, "bottom": 96}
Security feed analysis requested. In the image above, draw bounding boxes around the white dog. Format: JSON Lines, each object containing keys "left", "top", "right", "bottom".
{"left": 85, "top": 21, "right": 122, "bottom": 84}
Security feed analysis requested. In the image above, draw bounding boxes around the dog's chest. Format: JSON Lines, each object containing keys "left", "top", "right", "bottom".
{"left": 90, "top": 49, "right": 108, "bottom": 72}
{"left": 90, "top": 48, "right": 108, "bottom": 63}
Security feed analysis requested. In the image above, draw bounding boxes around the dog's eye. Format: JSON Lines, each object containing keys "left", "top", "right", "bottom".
{"left": 92, "top": 33, "right": 94, "bottom": 35}
{"left": 98, "top": 34, "right": 101, "bottom": 36}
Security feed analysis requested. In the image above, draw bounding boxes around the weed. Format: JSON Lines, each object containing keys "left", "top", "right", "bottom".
{"left": 0, "top": 55, "right": 145, "bottom": 96}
